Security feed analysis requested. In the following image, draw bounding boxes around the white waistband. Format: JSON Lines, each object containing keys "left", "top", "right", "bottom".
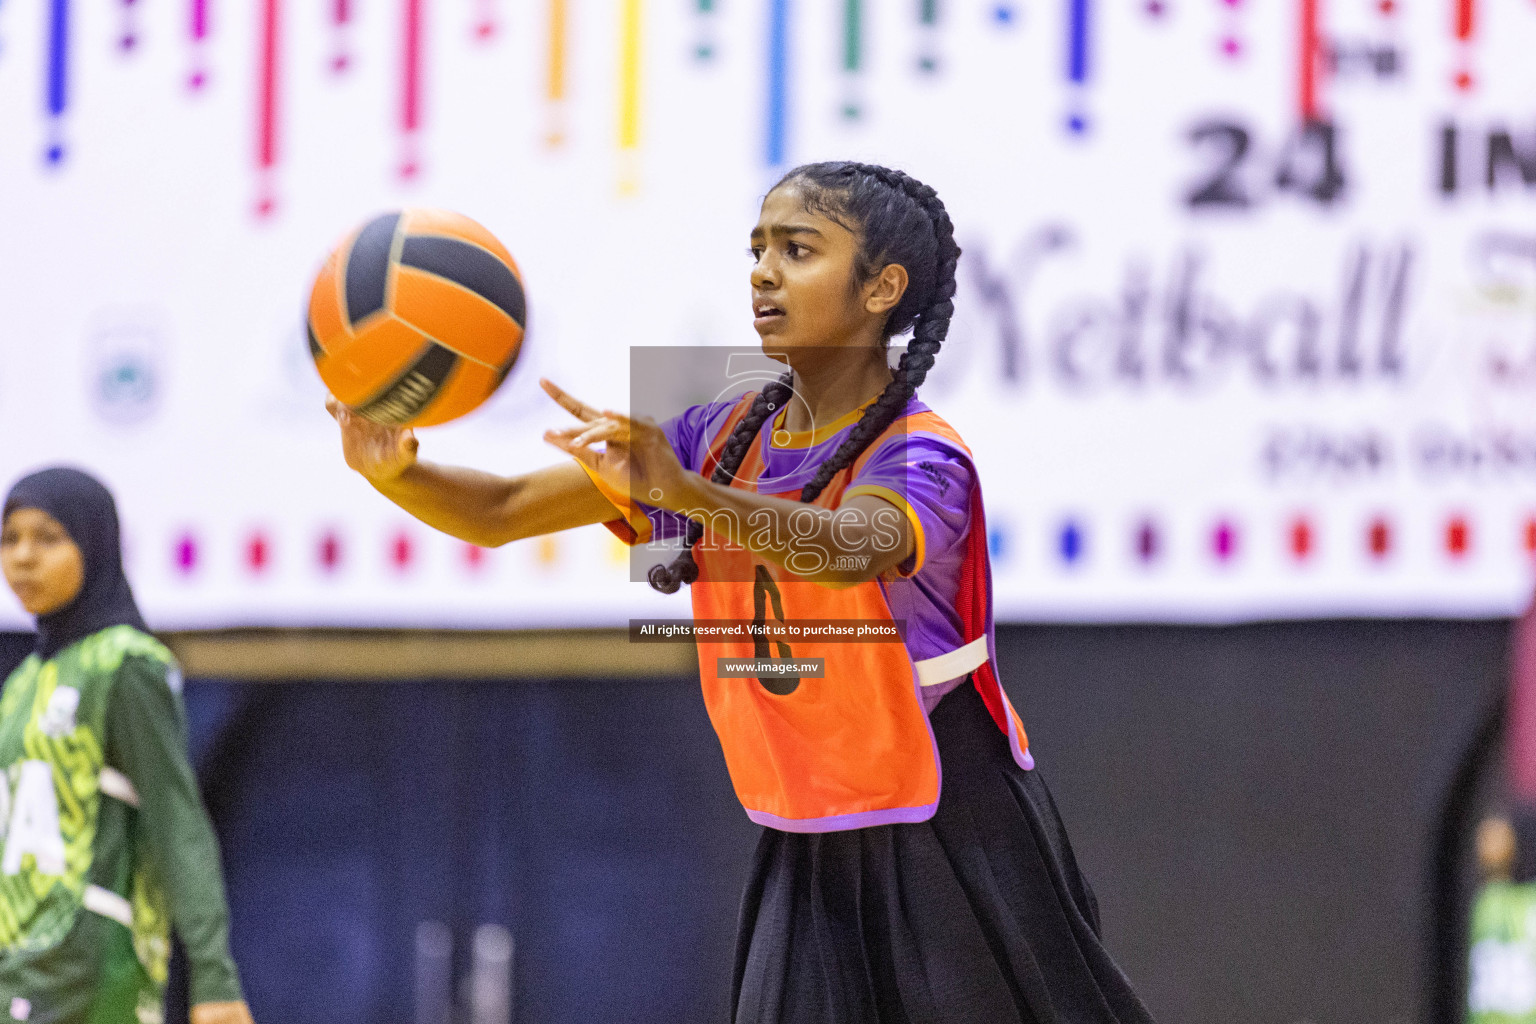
{"left": 912, "top": 635, "right": 990, "bottom": 688}
{"left": 98, "top": 767, "right": 140, "bottom": 808}
{"left": 82, "top": 884, "right": 133, "bottom": 928}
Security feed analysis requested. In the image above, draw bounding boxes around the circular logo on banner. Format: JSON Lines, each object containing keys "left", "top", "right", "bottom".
{"left": 85, "top": 315, "right": 168, "bottom": 425}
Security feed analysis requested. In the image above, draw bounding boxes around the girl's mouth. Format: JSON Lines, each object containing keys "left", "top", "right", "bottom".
{"left": 753, "top": 304, "right": 785, "bottom": 328}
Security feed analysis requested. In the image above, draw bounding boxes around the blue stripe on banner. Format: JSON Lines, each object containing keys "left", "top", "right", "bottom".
{"left": 1068, "top": 0, "right": 1088, "bottom": 84}
{"left": 47, "top": 0, "right": 67, "bottom": 115}
{"left": 766, "top": 0, "right": 789, "bottom": 166}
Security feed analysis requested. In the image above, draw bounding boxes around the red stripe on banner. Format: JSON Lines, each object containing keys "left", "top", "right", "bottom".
{"left": 1446, "top": 515, "right": 1471, "bottom": 558}
{"left": 330, "top": 0, "right": 352, "bottom": 72}
{"left": 475, "top": 0, "right": 497, "bottom": 40}
{"left": 318, "top": 530, "right": 342, "bottom": 572}
{"left": 1299, "top": 0, "right": 1321, "bottom": 121}
{"left": 246, "top": 532, "right": 270, "bottom": 573}
{"left": 392, "top": 531, "right": 415, "bottom": 570}
{"left": 256, "top": 0, "right": 280, "bottom": 215}
{"left": 1451, "top": 0, "right": 1476, "bottom": 90}
{"left": 1454, "top": 0, "right": 1474, "bottom": 40}
{"left": 1368, "top": 516, "right": 1392, "bottom": 559}
{"left": 400, "top": 0, "right": 423, "bottom": 177}
{"left": 1288, "top": 516, "right": 1314, "bottom": 561}
{"left": 259, "top": 0, "right": 278, "bottom": 166}
{"left": 188, "top": 0, "right": 210, "bottom": 89}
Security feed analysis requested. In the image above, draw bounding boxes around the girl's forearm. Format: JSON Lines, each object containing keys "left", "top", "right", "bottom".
{"left": 370, "top": 461, "right": 519, "bottom": 546}
{"left": 371, "top": 460, "right": 615, "bottom": 546}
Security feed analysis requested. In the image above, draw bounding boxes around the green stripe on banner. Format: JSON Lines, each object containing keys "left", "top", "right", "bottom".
{"left": 844, "top": 0, "right": 861, "bottom": 72}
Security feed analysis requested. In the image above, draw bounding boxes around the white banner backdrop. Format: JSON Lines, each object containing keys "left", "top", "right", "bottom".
{"left": 3, "top": 0, "right": 1536, "bottom": 628}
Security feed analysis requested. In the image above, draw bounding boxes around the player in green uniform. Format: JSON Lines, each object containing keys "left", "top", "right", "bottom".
{"left": 1469, "top": 815, "right": 1536, "bottom": 1023}
{"left": 0, "top": 469, "right": 253, "bottom": 1024}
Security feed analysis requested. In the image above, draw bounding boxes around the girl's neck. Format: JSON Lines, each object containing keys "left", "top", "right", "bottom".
{"left": 780, "top": 348, "right": 894, "bottom": 433}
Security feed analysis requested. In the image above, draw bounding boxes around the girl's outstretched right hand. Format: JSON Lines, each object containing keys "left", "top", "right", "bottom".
{"left": 326, "top": 397, "right": 419, "bottom": 484}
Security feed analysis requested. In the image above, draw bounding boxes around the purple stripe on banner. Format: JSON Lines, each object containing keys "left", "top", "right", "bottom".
{"left": 119, "top": 0, "right": 140, "bottom": 52}
{"left": 1068, "top": 0, "right": 1089, "bottom": 83}
{"left": 47, "top": 0, "right": 68, "bottom": 115}
{"left": 766, "top": 0, "right": 789, "bottom": 166}
{"left": 1059, "top": 519, "right": 1085, "bottom": 563}
{"left": 1064, "top": 0, "right": 1090, "bottom": 133}
{"left": 45, "top": 0, "right": 68, "bottom": 164}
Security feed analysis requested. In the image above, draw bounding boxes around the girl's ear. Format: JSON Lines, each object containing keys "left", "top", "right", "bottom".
{"left": 864, "top": 263, "right": 909, "bottom": 317}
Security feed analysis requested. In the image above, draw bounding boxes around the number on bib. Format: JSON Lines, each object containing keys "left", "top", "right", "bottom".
{"left": 752, "top": 565, "right": 799, "bottom": 696}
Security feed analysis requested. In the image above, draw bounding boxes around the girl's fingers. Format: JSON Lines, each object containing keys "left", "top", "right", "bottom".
{"left": 571, "top": 420, "right": 624, "bottom": 448}
{"left": 545, "top": 418, "right": 624, "bottom": 449}
{"left": 604, "top": 413, "right": 661, "bottom": 440}
{"left": 543, "top": 424, "right": 591, "bottom": 445}
{"left": 600, "top": 408, "right": 634, "bottom": 427}
{"left": 540, "top": 379, "right": 602, "bottom": 423}
{"left": 543, "top": 432, "right": 599, "bottom": 467}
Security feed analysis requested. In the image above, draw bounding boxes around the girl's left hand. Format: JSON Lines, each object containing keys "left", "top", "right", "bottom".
{"left": 540, "top": 379, "right": 694, "bottom": 510}
{"left": 191, "top": 1001, "right": 256, "bottom": 1024}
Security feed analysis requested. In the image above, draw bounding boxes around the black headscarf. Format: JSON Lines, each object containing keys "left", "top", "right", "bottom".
{"left": 3, "top": 467, "right": 148, "bottom": 660}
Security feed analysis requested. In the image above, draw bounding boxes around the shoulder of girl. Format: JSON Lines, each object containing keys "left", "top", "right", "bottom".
{"left": 864, "top": 421, "right": 972, "bottom": 464}
{"left": 117, "top": 645, "right": 178, "bottom": 675}
{"left": 115, "top": 652, "right": 184, "bottom": 701}
{"left": 80, "top": 625, "right": 174, "bottom": 677}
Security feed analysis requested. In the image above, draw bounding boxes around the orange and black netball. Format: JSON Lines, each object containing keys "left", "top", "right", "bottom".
{"left": 307, "top": 208, "right": 527, "bottom": 427}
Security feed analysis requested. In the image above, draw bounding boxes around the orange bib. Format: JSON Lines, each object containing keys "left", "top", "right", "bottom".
{"left": 690, "top": 393, "right": 1032, "bottom": 832}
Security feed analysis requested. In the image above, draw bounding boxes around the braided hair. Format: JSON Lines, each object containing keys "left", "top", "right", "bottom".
{"left": 647, "top": 162, "right": 961, "bottom": 594}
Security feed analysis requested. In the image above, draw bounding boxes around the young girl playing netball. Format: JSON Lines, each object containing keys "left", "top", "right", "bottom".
{"left": 0, "top": 468, "right": 253, "bottom": 1024}
{"left": 330, "top": 161, "right": 1154, "bottom": 1023}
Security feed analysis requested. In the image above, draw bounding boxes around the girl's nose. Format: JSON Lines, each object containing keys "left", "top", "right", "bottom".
{"left": 751, "top": 257, "right": 778, "bottom": 289}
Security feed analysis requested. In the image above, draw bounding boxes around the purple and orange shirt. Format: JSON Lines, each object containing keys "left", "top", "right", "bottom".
{"left": 589, "top": 392, "right": 976, "bottom": 711}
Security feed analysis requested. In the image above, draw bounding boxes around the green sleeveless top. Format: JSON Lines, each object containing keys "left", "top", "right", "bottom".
{"left": 1469, "top": 880, "right": 1536, "bottom": 1024}
{"left": 0, "top": 626, "right": 241, "bottom": 1024}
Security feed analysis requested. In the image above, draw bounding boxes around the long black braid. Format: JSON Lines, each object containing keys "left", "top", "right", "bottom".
{"left": 647, "top": 162, "right": 961, "bottom": 594}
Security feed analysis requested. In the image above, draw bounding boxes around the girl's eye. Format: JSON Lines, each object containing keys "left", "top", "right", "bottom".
{"left": 746, "top": 246, "right": 763, "bottom": 261}
{"left": 29, "top": 527, "right": 68, "bottom": 548}
{"left": 786, "top": 242, "right": 807, "bottom": 258}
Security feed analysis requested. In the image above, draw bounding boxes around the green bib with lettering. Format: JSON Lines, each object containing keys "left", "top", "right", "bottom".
{"left": 1470, "top": 880, "right": 1536, "bottom": 1023}
{"left": 0, "top": 627, "right": 172, "bottom": 986}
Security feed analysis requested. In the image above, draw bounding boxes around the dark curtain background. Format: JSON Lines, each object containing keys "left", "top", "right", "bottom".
{"left": 0, "top": 621, "right": 1512, "bottom": 1024}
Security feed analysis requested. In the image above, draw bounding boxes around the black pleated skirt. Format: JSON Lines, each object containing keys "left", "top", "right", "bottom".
{"left": 730, "top": 681, "right": 1156, "bottom": 1024}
